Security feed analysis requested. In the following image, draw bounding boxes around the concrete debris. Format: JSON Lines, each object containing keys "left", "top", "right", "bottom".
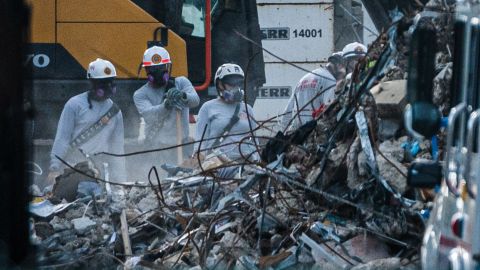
{"left": 377, "top": 119, "right": 402, "bottom": 141}
{"left": 376, "top": 154, "right": 408, "bottom": 194}
{"left": 71, "top": 217, "right": 96, "bottom": 235}
{"left": 372, "top": 80, "right": 407, "bottom": 119}
{"left": 32, "top": 2, "right": 455, "bottom": 269}
{"left": 337, "top": 234, "right": 391, "bottom": 263}
{"left": 49, "top": 216, "right": 72, "bottom": 232}
{"left": 137, "top": 193, "right": 159, "bottom": 212}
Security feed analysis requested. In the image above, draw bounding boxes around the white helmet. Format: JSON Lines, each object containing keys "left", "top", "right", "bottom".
{"left": 342, "top": 42, "right": 367, "bottom": 59}
{"left": 142, "top": 46, "right": 171, "bottom": 67}
{"left": 328, "top": 51, "right": 344, "bottom": 64}
{"left": 214, "top": 63, "right": 244, "bottom": 85}
{"left": 87, "top": 58, "right": 116, "bottom": 79}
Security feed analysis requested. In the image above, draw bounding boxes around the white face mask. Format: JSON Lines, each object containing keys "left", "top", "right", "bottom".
{"left": 221, "top": 86, "right": 244, "bottom": 103}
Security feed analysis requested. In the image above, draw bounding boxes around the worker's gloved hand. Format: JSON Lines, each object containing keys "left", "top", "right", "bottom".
{"left": 163, "top": 97, "right": 176, "bottom": 110}
{"left": 165, "top": 88, "right": 188, "bottom": 109}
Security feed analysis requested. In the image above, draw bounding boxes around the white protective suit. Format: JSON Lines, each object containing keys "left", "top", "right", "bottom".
{"left": 50, "top": 92, "right": 126, "bottom": 181}
{"left": 194, "top": 98, "right": 258, "bottom": 160}
{"left": 133, "top": 76, "right": 200, "bottom": 146}
{"left": 133, "top": 76, "right": 200, "bottom": 171}
{"left": 280, "top": 67, "right": 336, "bottom": 131}
{"left": 194, "top": 98, "right": 258, "bottom": 179}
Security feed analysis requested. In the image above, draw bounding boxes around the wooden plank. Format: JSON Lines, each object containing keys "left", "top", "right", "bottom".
{"left": 120, "top": 209, "right": 133, "bottom": 258}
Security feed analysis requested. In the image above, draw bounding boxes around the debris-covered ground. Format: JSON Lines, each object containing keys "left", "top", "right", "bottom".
{"left": 30, "top": 1, "right": 456, "bottom": 269}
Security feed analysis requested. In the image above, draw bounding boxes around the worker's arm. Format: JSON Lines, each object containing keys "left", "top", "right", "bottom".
{"left": 193, "top": 103, "right": 210, "bottom": 155}
{"left": 313, "top": 80, "right": 336, "bottom": 110}
{"left": 176, "top": 76, "right": 200, "bottom": 108}
{"left": 49, "top": 100, "right": 76, "bottom": 172}
{"left": 108, "top": 111, "right": 126, "bottom": 182}
{"left": 133, "top": 89, "right": 169, "bottom": 125}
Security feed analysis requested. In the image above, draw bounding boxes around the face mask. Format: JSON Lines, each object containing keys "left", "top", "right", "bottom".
{"left": 91, "top": 79, "right": 116, "bottom": 100}
{"left": 221, "top": 87, "right": 244, "bottom": 103}
{"left": 332, "top": 64, "right": 346, "bottom": 80}
{"left": 146, "top": 65, "right": 170, "bottom": 87}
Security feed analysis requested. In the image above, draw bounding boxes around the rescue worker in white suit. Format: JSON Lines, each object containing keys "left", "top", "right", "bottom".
{"left": 280, "top": 67, "right": 337, "bottom": 132}
{"left": 337, "top": 42, "right": 368, "bottom": 96}
{"left": 326, "top": 51, "right": 346, "bottom": 82}
{"left": 194, "top": 63, "right": 258, "bottom": 179}
{"left": 47, "top": 58, "right": 126, "bottom": 183}
{"left": 133, "top": 46, "right": 199, "bottom": 171}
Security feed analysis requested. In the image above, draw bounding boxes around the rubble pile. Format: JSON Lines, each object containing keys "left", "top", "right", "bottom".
{"left": 30, "top": 1, "right": 456, "bottom": 269}
{"left": 30, "top": 167, "right": 423, "bottom": 270}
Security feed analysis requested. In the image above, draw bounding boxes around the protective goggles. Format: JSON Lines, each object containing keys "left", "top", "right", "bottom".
{"left": 221, "top": 75, "right": 244, "bottom": 88}
{"left": 145, "top": 65, "right": 169, "bottom": 74}
{"left": 93, "top": 78, "right": 116, "bottom": 88}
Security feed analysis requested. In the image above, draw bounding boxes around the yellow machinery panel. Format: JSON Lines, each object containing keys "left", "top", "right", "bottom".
{"left": 27, "top": 0, "right": 55, "bottom": 43}
{"left": 28, "top": 0, "right": 189, "bottom": 78}
{"left": 57, "top": 23, "right": 188, "bottom": 78}
{"left": 57, "top": 0, "right": 157, "bottom": 22}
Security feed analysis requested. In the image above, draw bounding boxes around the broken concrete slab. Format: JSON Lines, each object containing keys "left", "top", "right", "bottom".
{"left": 378, "top": 119, "right": 402, "bottom": 141}
{"left": 372, "top": 80, "right": 407, "bottom": 119}
{"left": 137, "top": 194, "right": 159, "bottom": 213}
{"left": 49, "top": 216, "right": 72, "bottom": 232}
{"left": 71, "top": 217, "right": 96, "bottom": 235}
{"left": 379, "top": 138, "right": 407, "bottom": 162}
{"left": 34, "top": 222, "right": 55, "bottom": 239}
{"left": 128, "top": 187, "right": 149, "bottom": 204}
{"left": 64, "top": 205, "right": 87, "bottom": 220}
{"left": 52, "top": 161, "right": 98, "bottom": 202}
{"left": 376, "top": 153, "right": 408, "bottom": 194}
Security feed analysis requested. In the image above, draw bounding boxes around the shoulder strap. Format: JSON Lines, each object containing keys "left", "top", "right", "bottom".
{"left": 145, "top": 77, "right": 177, "bottom": 142}
{"left": 211, "top": 103, "right": 242, "bottom": 148}
{"left": 166, "top": 76, "right": 176, "bottom": 90}
{"left": 70, "top": 103, "right": 120, "bottom": 148}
